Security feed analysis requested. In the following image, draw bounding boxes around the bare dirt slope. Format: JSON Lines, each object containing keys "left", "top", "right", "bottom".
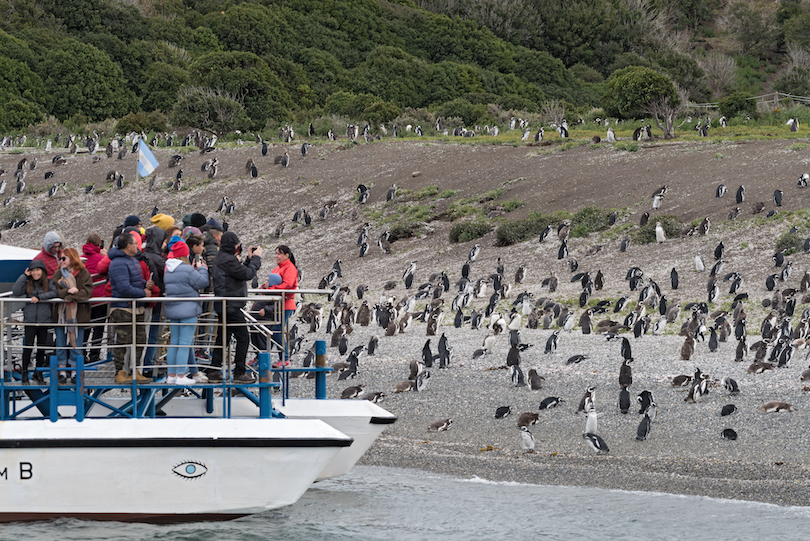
{"left": 3, "top": 136, "right": 810, "bottom": 311}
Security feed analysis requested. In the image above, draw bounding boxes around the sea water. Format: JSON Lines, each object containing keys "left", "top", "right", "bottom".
{"left": 2, "top": 466, "right": 808, "bottom": 540}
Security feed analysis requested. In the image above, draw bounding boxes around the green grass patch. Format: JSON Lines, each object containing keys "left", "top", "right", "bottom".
{"left": 495, "top": 210, "right": 572, "bottom": 246}
{"left": 389, "top": 221, "right": 424, "bottom": 241}
{"left": 398, "top": 185, "right": 441, "bottom": 201}
{"left": 571, "top": 205, "right": 614, "bottom": 238}
{"left": 437, "top": 189, "right": 458, "bottom": 199}
{"left": 632, "top": 214, "right": 682, "bottom": 244}
{"left": 613, "top": 142, "right": 639, "bottom": 152}
{"left": 502, "top": 199, "right": 525, "bottom": 212}
{"left": 449, "top": 219, "right": 492, "bottom": 243}
{"left": 787, "top": 143, "right": 809, "bottom": 152}
{"left": 478, "top": 188, "right": 506, "bottom": 202}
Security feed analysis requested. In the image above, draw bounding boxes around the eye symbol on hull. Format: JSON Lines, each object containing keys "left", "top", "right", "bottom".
{"left": 172, "top": 461, "right": 208, "bottom": 479}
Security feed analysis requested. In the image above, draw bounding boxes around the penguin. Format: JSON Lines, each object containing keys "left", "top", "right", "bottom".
{"left": 798, "top": 173, "right": 809, "bottom": 188}
{"left": 577, "top": 385, "right": 596, "bottom": 414}
{"left": 340, "top": 385, "right": 364, "bottom": 399}
{"left": 758, "top": 401, "right": 796, "bottom": 413}
{"left": 584, "top": 409, "right": 598, "bottom": 434}
{"left": 618, "top": 386, "right": 631, "bottom": 414}
{"left": 721, "top": 428, "right": 738, "bottom": 441}
{"left": 528, "top": 369, "right": 544, "bottom": 390}
{"left": 655, "top": 221, "right": 666, "bottom": 243}
{"left": 539, "top": 396, "right": 564, "bottom": 409}
{"left": 721, "top": 404, "right": 737, "bottom": 416}
{"left": 517, "top": 412, "right": 539, "bottom": 427}
{"left": 636, "top": 413, "right": 652, "bottom": 441}
{"left": 495, "top": 406, "right": 513, "bottom": 419}
{"left": 519, "top": 426, "right": 536, "bottom": 452}
{"left": 510, "top": 364, "right": 527, "bottom": 387}
{"left": 367, "top": 335, "right": 378, "bottom": 356}
{"left": 619, "top": 359, "right": 633, "bottom": 387}
{"left": 428, "top": 418, "right": 453, "bottom": 431}
{"left": 637, "top": 390, "right": 655, "bottom": 415}
{"left": 736, "top": 185, "right": 745, "bottom": 204}
{"left": 583, "top": 433, "right": 609, "bottom": 454}
{"left": 557, "top": 240, "right": 568, "bottom": 260}
{"left": 544, "top": 330, "right": 560, "bottom": 354}
{"left": 721, "top": 376, "right": 739, "bottom": 394}
{"left": 774, "top": 189, "right": 783, "bottom": 207}
{"left": 695, "top": 253, "right": 705, "bottom": 272}
{"left": 716, "top": 184, "right": 727, "bottom": 197}
{"left": 620, "top": 337, "right": 632, "bottom": 360}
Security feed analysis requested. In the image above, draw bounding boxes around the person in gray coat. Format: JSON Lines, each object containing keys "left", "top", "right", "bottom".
{"left": 13, "top": 259, "right": 58, "bottom": 383}
{"left": 163, "top": 239, "right": 209, "bottom": 385}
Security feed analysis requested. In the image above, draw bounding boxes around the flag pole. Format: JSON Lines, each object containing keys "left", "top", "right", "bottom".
{"left": 135, "top": 136, "right": 140, "bottom": 215}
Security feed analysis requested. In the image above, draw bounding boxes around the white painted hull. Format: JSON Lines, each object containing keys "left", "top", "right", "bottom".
{"left": 84, "top": 397, "right": 397, "bottom": 481}
{"left": 0, "top": 418, "right": 351, "bottom": 522}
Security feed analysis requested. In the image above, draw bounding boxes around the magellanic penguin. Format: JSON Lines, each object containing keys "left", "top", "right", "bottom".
{"left": 618, "top": 386, "right": 631, "bottom": 414}
{"left": 576, "top": 385, "right": 596, "bottom": 414}
{"left": 428, "top": 418, "right": 453, "bottom": 431}
{"left": 636, "top": 414, "right": 652, "bottom": 441}
{"left": 517, "top": 412, "right": 539, "bottom": 427}
{"left": 583, "top": 433, "right": 609, "bottom": 454}
{"left": 527, "top": 369, "right": 545, "bottom": 390}
{"left": 758, "top": 401, "right": 796, "bottom": 413}
{"left": 584, "top": 409, "right": 598, "bottom": 434}
{"left": 519, "top": 426, "right": 536, "bottom": 452}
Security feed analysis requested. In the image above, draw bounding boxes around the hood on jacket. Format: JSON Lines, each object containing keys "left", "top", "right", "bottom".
{"left": 220, "top": 231, "right": 240, "bottom": 254}
{"left": 82, "top": 243, "right": 101, "bottom": 257}
{"left": 107, "top": 247, "right": 129, "bottom": 260}
{"left": 165, "top": 259, "right": 184, "bottom": 272}
{"left": 29, "top": 259, "right": 47, "bottom": 271}
{"left": 144, "top": 227, "right": 167, "bottom": 255}
{"left": 43, "top": 231, "right": 62, "bottom": 252}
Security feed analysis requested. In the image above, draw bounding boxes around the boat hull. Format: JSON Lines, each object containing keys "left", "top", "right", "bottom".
{"left": 0, "top": 418, "right": 351, "bottom": 522}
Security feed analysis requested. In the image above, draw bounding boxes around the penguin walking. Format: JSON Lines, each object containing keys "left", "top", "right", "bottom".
{"left": 636, "top": 414, "right": 652, "bottom": 441}
{"left": 583, "top": 433, "right": 609, "bottom": 454}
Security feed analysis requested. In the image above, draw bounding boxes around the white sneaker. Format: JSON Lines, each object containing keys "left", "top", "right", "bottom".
{"left": 166, "top": 376, "right": 177, "bottom": 385}
{"left": 190, "top": 372, "right": 209, "bottom": 383}
{"left": 175, "top": 375, "right": 196, "bottom": 386}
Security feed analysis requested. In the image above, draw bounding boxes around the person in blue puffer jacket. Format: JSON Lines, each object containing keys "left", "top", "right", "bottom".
{"left": 163, "top": 239, "right": 208, "bottom": 385}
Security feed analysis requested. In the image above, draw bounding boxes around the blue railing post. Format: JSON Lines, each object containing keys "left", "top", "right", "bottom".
{"left": 49, "top": 355, "right": 58, "bottom": 422}
{"left": 258, "top": 351, "right": 272, "bottom": 418}
{"left": 75, "top": 355, "right": 85, "bottom": 422}
{"left": 315, "top": 340, "right": 326, "bottom": 399}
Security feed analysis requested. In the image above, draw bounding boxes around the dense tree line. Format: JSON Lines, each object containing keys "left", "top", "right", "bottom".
{"left": 0, "top": 0, "right": 808, "bottom": 133}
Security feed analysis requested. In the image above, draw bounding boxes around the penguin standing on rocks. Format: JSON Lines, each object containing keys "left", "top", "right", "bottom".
{"left": 520, "top": 426, "right": 535, "bottom": 452}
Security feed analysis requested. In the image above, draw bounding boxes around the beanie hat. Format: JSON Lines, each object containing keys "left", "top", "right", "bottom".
{"left": 150, "top": 213, "right": 175, "bottom": 231}
{"left": 181, "top": 214, "right": 192, "bottom": 228}
{"left": 124, "top": 215, "right": 141, "bottom": 227}
{"left": 206, "top": 217, "right": 223, "bottom": 232}
{"left": 183, "top": 226, "right": 202, "bottom": 240}
{"left": 167, "top": 234, "right": 183, "bottom": 252}
{"left": 189, "top": 213, "right": 207, "bottom": 228}
{"left": 169, "top": 239, "right": 190, "bottom": 259}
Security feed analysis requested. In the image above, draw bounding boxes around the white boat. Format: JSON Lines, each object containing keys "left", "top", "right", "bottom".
{"left": 82, "top": 396, "right": 397, "bottom": 481}
{"left": 0, "top": 417, "right": 352, "bottom": 522}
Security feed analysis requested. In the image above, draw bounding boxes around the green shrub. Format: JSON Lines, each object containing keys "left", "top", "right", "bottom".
{"left": 400, "top": 185, "right": 441, "bottom": 201}
{"left": 613, "top": 141, "right": 639, "bottom": 152}
{"left": 775, "top": 230, "right": 804, "bottom": 255}
{"left": 449, "top": 220, "right": 492, "bottom": 243}
{"left": 571, "top": 205, "right": 612, "bottom": 237}
{"left": 0, "top": 203, "right": 30, "bottom": 230}
{"left": 389, "top": 221, "right": 423, "bottom": 241}
{"left": 632, "top": 215, "right": 682, "bottom": 244}
{"left": 437, "top": 189, "right": 459, "bottom": 199}
{"left": 495, "top": 210, "right": 571, "bottom": 246}
{"left": 478, "top": 188, "right": 505, "bottom": 202}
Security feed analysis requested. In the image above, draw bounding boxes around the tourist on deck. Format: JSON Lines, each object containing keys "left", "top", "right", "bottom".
{"left": 32, "top": 231, "right": 64, "bottom": 277}
{"left": 209, "top": 231, "right": 262, "bottom": 383}
{"left": 82, "top": 233, "right": 108, "bottom": 363}
{"left": 266, "top": 245, "right": 299, "bottom": 368}
{"left": 13, "top": 260, "right": 57, "bottom": 384}
{"left": 141, "top": 226, "right": 168, "bottom": 377}
{"left": 107, "top": 231, "right": 155, "bottom": 384}
{"left": 163, "top": 239, "right": 209, "bottom": 385}
{"left": 52, "top": 248, "right": 93, "bottom": 384}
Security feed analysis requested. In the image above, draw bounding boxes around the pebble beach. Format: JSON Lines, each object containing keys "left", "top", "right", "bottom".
{"left": 284, "top": 324, "right": 810, "bottom": 507}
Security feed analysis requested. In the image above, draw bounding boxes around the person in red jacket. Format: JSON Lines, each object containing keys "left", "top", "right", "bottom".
{"left": 82, "top": 233, "right": 107, "bottom": 363}
{"left": 32, "top": 231, "right": 64, "bottom": 277}
{"left": 266, "top": 245, "right": 298, "bottom": 368}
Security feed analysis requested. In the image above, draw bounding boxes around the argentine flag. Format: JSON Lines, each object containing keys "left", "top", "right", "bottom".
{"left": 137, "top": 137, "right": 159, "bottom": 177}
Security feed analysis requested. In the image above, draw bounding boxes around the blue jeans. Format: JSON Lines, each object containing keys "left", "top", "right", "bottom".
{"left": 54, "top": 327, "right": 85, "bottom": 368}
{"left": 143, "top": 306, "right": 162, "bottom": 368}
{"left": 271, "top": 309, "right": 296, "bottom": 362}
{"left": 166, "top": 317, "right": 196, "bottom": 377}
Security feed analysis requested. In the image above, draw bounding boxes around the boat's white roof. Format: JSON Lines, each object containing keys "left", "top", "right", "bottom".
{"left": 0, "top": 244, "right": 40, "bottom": 260}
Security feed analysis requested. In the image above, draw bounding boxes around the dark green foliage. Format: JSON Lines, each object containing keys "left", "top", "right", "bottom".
{"left": 116, "top": 111, "right": 168, "bottom": 134}
{"left": 449, "top": 220, "right": 492, "bottom": 243}
{"left": 42, "top": 38, "right": 138, "bottom": 121}
{"left": 189, "top": 51, "right": 292, "bottom": 128}
{"left": 436, "top": 98, "right": 489, "bottom": 126}
{"left": 495, "top": 211, "right": 571, "bottom": 246}
{"left": 389, "top": 221, "right": 424, "bottom": 241}
{"left": 602, "top": 66, "right": 678, "bottom": 119}
{"left": 775, "top": 230, "right": 804, "bottom": 255}
{"left": 0, "top": 96, "right": 43, "bottom": 131}
{"left": 140, "top": 62, "right": 190, "bottom": 112}
{"left": 775, "top": 67, "right": 810, "bottom": 97}
{"left": 571, "top": 206, "right": 612, "bottom": 238}
{"left": 718, "top": 91, "right": 758, "bottom": 120}
{"left": 632, "top": 215, "right": 682, "bottom": 244}
{"left": 171, "top": 87, "right": 250, "bottom": 134}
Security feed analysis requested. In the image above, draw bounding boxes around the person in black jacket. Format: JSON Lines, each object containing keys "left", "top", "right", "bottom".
{"left": 208, "top": 231, "right": 262, "bottom": 383}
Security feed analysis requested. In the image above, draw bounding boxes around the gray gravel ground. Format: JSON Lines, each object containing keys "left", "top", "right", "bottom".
{"left": 283, "top": 323, "right": 810, "bottom": 507}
